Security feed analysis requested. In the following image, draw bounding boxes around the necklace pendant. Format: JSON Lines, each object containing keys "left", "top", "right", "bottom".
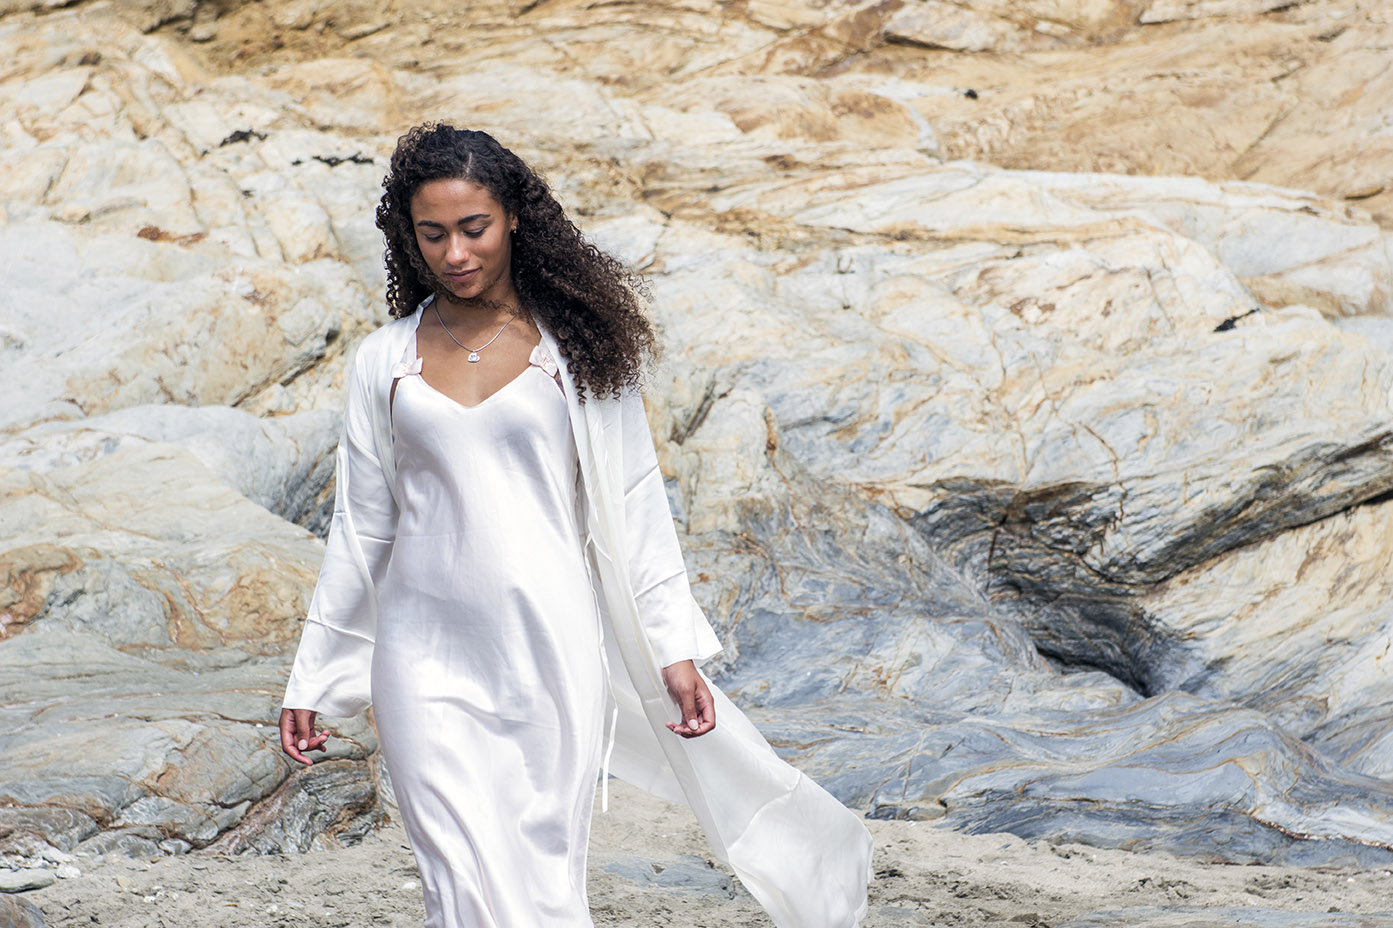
{"left": 467, "top": 351, "right": 481, "bottom": 363}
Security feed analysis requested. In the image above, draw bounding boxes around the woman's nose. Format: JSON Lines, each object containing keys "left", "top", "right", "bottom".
{"left": 445, "top": 235, "right": 470, "bottom": 264}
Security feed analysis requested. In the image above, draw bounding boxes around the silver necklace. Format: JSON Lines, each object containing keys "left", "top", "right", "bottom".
{"left": 434, "top": 301, "right": 514, "bottom": 363}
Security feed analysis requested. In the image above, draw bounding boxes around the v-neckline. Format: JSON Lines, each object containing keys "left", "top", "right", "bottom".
{"left": 406, "top": 324, "right": 543, "bottom": 412}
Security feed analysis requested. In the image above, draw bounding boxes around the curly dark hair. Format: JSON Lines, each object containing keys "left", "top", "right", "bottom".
{"left": 375, "top": 124, "right": 656, "bottom": 400}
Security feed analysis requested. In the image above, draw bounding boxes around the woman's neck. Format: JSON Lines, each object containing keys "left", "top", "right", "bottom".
{"left": 432, "top": 291, "right": 522, "bottom": 328}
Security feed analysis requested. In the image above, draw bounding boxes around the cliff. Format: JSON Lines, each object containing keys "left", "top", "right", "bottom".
{"left": 2, "top": 0, "right": 1392, "bottom": 872}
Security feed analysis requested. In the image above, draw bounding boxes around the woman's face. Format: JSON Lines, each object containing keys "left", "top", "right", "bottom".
{"left": 409, "top": 177, "right": 517, "bottom": 305}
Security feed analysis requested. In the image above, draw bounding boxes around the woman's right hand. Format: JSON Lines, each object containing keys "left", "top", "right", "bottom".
{"left": 279, "top": 708, "right": 330, "bottom": 765}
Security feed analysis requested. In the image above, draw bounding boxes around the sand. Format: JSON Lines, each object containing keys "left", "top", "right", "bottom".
{"left": 24, "top": 780, "right": 1393, "bottom": 928}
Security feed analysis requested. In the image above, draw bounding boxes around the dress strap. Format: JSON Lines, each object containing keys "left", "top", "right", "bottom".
{"left": 391, "top": 329, "right": 422, "bottom": 380}
{"left": 529, "top": 342, "right": 563, "bottom": 391}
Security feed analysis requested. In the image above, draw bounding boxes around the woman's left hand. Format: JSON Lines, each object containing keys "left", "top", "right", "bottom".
{"left": 661, "top": 660, "right": 716, "bottom": 738}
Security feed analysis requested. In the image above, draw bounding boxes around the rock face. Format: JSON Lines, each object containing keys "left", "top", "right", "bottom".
{"left": 1, "top": 0, "right": 1392, "bottom": 877}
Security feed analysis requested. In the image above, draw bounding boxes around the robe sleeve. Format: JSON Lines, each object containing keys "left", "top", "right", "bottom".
{"left": 282, "top": 346, "right": 397, "bottom": 717}
{"left": 616, "top": 387, "right": 723, "bottom": 669}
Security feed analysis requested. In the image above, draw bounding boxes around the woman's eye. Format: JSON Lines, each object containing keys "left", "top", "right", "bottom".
{"left": 422, "top": 234, "right": 443, "bottom": 243}
{"left": 464, "top": 229, "right": 485, "bottom": 238}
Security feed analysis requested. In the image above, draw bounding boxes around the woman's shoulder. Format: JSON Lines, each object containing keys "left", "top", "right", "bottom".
{"left": 352, "top": 310, "right": 419, "bottom": 371}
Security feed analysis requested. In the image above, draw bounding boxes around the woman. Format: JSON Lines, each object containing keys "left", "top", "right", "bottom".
{"left": 279, "top": 124, "right": 872, "bottom": 928}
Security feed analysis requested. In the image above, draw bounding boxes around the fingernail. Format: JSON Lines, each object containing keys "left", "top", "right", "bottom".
{"left": 688, "top": 719, "right": 699, "bottom": 728}
{"left": 298, "top": 739, "right": 308, "bottom": 750}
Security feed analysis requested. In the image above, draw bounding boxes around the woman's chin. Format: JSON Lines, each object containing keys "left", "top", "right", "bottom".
{"left": 438, "top": 284, "right": 479, "bottom": 303}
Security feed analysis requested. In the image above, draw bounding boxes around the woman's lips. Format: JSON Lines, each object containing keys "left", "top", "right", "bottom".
{"left": 446, "top": 269, "right": 479, "bottom": 283}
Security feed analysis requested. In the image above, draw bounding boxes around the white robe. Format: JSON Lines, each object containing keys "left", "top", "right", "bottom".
{"left": 283, "top": 304, "right": 873, "bottom": 927}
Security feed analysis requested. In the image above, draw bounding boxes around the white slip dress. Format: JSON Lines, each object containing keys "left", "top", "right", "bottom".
{"left": 370, "top": 328, "right": 606, "bottom": 928}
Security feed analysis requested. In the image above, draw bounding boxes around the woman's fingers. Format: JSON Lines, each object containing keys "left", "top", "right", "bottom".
{"left": 298, "top": 709, "right": 330, "bottom": 751}
{"left": 693, "top": 680, "right": 715, "bottom": 734}
{"left": 661, "top": 661, "right": 717, "bottom": 739}
{"left": 279, "top": 708, "right": 310, "bottom": 764}
{"left": 279, "top": 708, "right": 329, "bottom": 765}
{"left": 682, "top": 677, "right": 715, "bottom": 737}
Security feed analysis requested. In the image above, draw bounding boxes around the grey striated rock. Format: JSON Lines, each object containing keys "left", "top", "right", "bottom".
{"left": 1139, "top": 498, "right": 1393, "bottom": 780}
{"left": 640, "top": 182, "right": 1393, "bottom": 783}
{"left": 0, "top": 806, "right": 101, "bottom": 860}
{"left": 205, "top": 759, "right": 385, "bottom": 855}
{"left": 656, "top": 390, "right": 1393, "bottom": 864}
{"left": 0, "top": 631, "right": 381, "bottom": 858}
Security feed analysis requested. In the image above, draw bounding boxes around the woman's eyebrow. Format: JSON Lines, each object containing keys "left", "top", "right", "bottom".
{"left": 415, "top": 214, "right": 492, "bottom": 227}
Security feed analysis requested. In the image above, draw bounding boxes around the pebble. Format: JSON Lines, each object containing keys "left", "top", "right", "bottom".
{"left": 0, "top": 869, "right": 57, "bottom": 893}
